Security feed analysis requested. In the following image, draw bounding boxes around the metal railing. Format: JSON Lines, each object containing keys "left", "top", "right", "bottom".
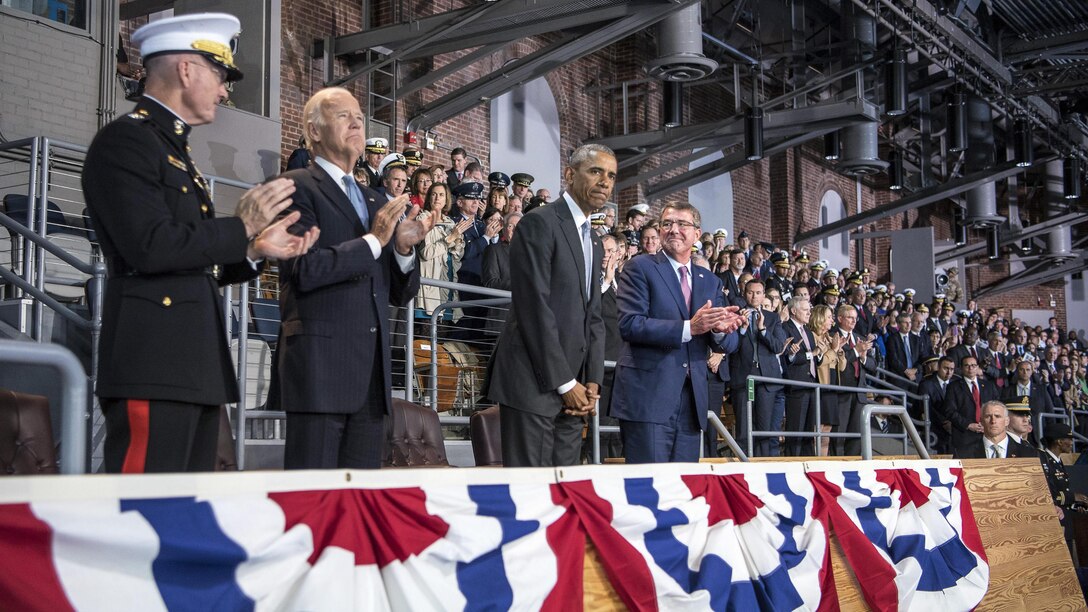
{"left": 869, "top": 366, "right": 933, "bottom": 451}
{"left": 742, "top": 374, "right": 922, "bottom": 459}
{"left": 0, "top": 339, "right": 88, "bottom": 474}
{"left": 859, "top": 404, "right": 930, "bottom": 460}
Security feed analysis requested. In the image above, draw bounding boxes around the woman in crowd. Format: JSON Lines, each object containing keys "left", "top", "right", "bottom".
{"left": 487, "top": 188, "right": 508, "bottom": 215}
{"left": 809, "top": 303, "right": 845, "bottom": 456}
{"left": 410, "top": 166, "right": 433, "bottom": 208}
{"left": 417, "top": 183, "right": 472, "bottom": 319}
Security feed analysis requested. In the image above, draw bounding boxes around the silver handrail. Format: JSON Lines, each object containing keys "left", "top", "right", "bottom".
{"left": 742, "top": 373, "right": 915, "bottom": 457}
{"left": 0, "top": 339, "right": 89, "bottom": 474}
{"left": 868, "top": 367, "right": 933, "bottom": 449}
{"left": 859, "top": 404, "right": 930, "bottom": 460}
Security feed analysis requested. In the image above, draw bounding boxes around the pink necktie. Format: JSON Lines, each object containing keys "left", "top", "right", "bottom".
{"left": 799, "top": 324, "right": 815, "bottom": 378}
{"left": 679, "top": 266, "right": 692, "bottom": 312}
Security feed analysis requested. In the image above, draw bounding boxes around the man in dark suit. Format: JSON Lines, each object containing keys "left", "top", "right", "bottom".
{"left": 717, "top": 248, "right": 747, "bottom": 307}
{"left": 954, "top": 401, "right": 1035, "bottom": 459}
{"left": 82, "top": 14, "right": 317, "bottom": 473}
{"left": 446, "top": 147, "right": 468, "bottom": 189}
{"left": 846, "top": 285, "right": 872, "bottom": 338}
{"left": 276, "top": 87, "right": 428, "bottom": 469}
{"left": 944, "top": 354, "right": 1000, "bottom": 451}
{"left": 729, "top": 280, "right": 787, "bottom": 457}
{"left": 782, "top": 296, "right": 819, "bottom": 456}
{"left": 612, "top": 202, "right": 743, "bottom": 463}
{"left": 1005, "top": 359, "right": 1055, "bottom": 442}
{"left": 918, "top": 356, "right": 955, "bottom": 453}
{"left": 829, "top": 303, "right": 877, "bottom": 456}
{"left": 486, "top": 144, "right": 612, "bottom": 467}
{"left": 947, "top": 325, "right": 981, "bottom": 375}
{"left": 885, "top": 312, "right": 922, "bottom": 386}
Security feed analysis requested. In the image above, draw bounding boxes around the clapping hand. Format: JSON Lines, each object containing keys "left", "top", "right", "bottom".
{"left": 394, "top": 204, "right": 436, "bottom": 255}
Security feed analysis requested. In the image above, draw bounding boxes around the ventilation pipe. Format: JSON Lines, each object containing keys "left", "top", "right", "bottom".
{"left": 1046, "top": 159, "right": 1075, "bottom": 261}
{"left": 837, "top": 8, "right": 887, "bottom": 176}
{"left": 645, "top": 4, "right": 718, "bottom": 82}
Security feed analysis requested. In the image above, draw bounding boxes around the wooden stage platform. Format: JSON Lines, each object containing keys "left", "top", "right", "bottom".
{"left": 584, "top": 458, "right": 1084, "bottom": 610}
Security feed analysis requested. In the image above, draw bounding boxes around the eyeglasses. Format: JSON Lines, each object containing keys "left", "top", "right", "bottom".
{"left": 659, "top": 220, "right": 698, "bottom": 230}
{"left": 187, "top": 59, "right": 233, "bottom": 92}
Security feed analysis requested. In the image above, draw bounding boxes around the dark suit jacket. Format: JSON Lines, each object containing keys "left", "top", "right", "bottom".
{"left": 446, "top": 168, "right": 462, "bottom": 190}
{"left": 482, "top": 241, "right": 511, "bottom": 291}
{"left": 718, "top": 270, "right": 746, "bottom": 307}
{"left": 1003, "top": 381, "right": 1055, "bottom": 424}
{"left": 486, "top": 196, "right": 604, "bottom": 417}
{"left": 954, "top": 436, "right": 1036, "bottom": 459}
{"left": 83, "top": 96, "right": 258, "bottom": 405}
{"left": 916, "top": 374, "right": 951, "bottom": 422}
{"left": 450, "top": 209, "right": 491, "bottom": 283}
{"left": 730, "top": 303, "right": 787, "bottom": 391}
{"left": 885, "top": 331, "right": 922, "bottom": 381}
{"left": 944, "top": 377, "right": 1000, "bottom": 449}
{"left": 783, "top": 319, "right": 818, "bottom": 386}
{"left": 612, "top": 253, "right": 739, "bottom": 429}
{"left": 275, "top": 162, "right": 420, "bottom": 416}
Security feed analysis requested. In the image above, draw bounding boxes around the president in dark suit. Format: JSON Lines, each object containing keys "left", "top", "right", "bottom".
{"left": 486, "top": 144, "right": 611, "bottom": 467}
{"left": 612, "top": 202, "right": 743, "bottom": 463}
{"left": 829, "top": 304, "right": 877, "bottom": 456}
{"left": 944, "top": 354, "right": 1000, "bottom": 451}
{"left": 276, "top": 88, "right": 427, "bottom": 469}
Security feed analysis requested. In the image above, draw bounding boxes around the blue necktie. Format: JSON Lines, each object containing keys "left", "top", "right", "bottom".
{"left": 342, "top": 175, "right": 370, "bottom": 230}
{"left": 904, "top": 335, "right": 912, "bottom": 368}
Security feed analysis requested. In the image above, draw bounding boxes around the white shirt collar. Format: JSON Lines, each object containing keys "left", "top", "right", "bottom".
{"left": 1008, "top": 432, "right": 1023, "bottom": 444}
{"left": 562, "top": 192, "right": 589, "bottom": 229}
{"left": 314, "top": 156, "right": 351, "bottom": 195}
{"left": 663, "top": 253, "right": 691, "bottom": 279}
{"left": 1046, "top": 448, "right": 1061, "bottom": 463}
{"left": 984, "top": 436, "right": 1008, "bottom": 456}
{"left": 142, "top": 94, "right": 185, "bottom": 124}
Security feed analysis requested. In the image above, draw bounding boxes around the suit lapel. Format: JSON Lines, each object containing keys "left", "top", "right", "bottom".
{"left": 555, "top": 200, "right": 588, "bottom": 302}
{"left": 652, "top": 253, "right": 688, "bottom": 317}
{"left": 312, "top": 165, "right": 365, "bottom": 233}
{"left": 691, "top": 265, "right": 713, "bottom": 316}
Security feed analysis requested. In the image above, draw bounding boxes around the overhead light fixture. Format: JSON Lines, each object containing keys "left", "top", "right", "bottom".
{"left": 885, "top": 48, "right": 908, "bottom": 117}
{"left": 1064, "top": 156, "right": 1082, "bottom": 200}
{"left": 986, "top": 226, "right": 1000, "bottom": 260}
{"left": 745, "top": 107, "right": 763, "bottom": 161}
{"left": 663, "top": 81, "right": 683, "bottom": 128}
{"left": 824, "top": 132, "right": 840, "bottom": 160}
{"left": 947, "top": 91, "right": 968, "bottom": 153}
{"left": 888, "top": 149, "right": 904, "bottom": 190}
{"left": 1013, "top": 118, "right": 1033, "bottom": 168}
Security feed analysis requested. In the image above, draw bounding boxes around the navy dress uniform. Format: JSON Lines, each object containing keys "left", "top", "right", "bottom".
{"left": 361, "top": 138, "right": 387, "bottom": 189}
{"left": 82, "top": 14, "right": 254, "bottom": 473}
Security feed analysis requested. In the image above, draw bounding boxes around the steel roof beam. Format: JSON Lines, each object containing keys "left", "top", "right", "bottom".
{"left": 972, "top": 250, "right": 1088, "bottom": 299}
{"left": 1006, "top": 29, "right": 1088, "bottom": 63}
{"left": 406, "top": 1, "right": 695, "bottom": 132}
{"left": 793, "top": 158, "right": 1055, "bottom": 247}
{"left": 935, "top": 211, "right": 1088, "bottom": 264}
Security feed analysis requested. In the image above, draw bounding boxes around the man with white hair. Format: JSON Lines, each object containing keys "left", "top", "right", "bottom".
{"left": 953, "top": 400, "right": 1034, "bottom": 459}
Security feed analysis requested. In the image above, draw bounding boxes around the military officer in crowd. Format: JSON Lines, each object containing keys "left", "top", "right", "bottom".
{"left": 360, "top": 137, "right": 387, "bottom": 188}
{"left": 82, "top": 13, "right": 319, "bottom": 473}
{"left": 510, "top": 172, "right": 535, "bottom": 203}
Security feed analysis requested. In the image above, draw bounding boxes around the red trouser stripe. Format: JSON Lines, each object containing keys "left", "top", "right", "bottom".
{"left": 122, "top": 399, "right": 150, "bottom": 474}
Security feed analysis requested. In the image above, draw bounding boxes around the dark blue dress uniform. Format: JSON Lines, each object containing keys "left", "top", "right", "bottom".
{"left": 82, "top": 96, "right": 259, "bottom": 473}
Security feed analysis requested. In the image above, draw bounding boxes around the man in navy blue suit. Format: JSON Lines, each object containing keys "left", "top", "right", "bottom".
{"left": 612, "top": 202, "right": 743, "bottom": 463}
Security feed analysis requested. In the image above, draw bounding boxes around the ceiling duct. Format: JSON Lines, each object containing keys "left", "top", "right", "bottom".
{"left": 1047, "top": 159, "right": 1076, "bottom": 262}
{"left": 839, "top": 122, "right": 888, "bottom": 175}
{"left": 964, "top": 94, "right": 1004, "bottom": 228}
{"left": 836, "top": 7, "right": 886, "bottom": 176}
{"left": 645, "top": 4, "right": 718, "bottom": 82}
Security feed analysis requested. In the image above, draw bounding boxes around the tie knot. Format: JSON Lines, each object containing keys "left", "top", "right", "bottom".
{"left": 679, "top": 266, "right": 688, "bottom": 280}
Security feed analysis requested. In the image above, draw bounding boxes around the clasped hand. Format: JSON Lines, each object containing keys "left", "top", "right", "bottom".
{"left": 561, "top": 382, "right": 599, "bottom": 416}
{"left": 370, "top": 195, "right": 437, "bottom": 254}
{"left": 691, "top": 301, "right": 743, "bottom": 335}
